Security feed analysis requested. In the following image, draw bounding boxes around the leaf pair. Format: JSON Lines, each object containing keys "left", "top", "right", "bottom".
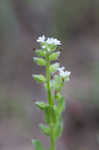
{"left": 35, "top": 101, "right": 57, "bottom": 124}
{"left": 34, "top": 51, "right": 60, "bottom": 67}
{"left": 36, "top": 49, "right": 46, "bottom": 57}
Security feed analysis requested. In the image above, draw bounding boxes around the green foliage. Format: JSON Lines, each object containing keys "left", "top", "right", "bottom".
{"left": 32, "top": 140, "right": 45, "bottom": 150}
{"left": 33, "top": 57, "right": 46, "bottom": 66}
{"left": 48, "top": 45, "right": 57, "bottom": 52}
{"left": 49, "top": 52, "right": 60, "bottom": 61}
{"left": 35, "top": 101, "right": 48, "bottom": 111}
{"left": 55, "top": 121, "right": 63, "bottom": 139}
{"left": 56, "top": 96, "right": 65, "bottom": 115}
{"left": 39, "top": 124, "right": 50, "bottom": 136}
{"left": 36, "top": 49, "right": 46, "bottom": 57}
{"left": 32, "top": 35, "right": 71, "bottom": 150}
{"left": 55, "top": 92, "right": 61, "bottom": 101}
{"left": 49, "top": 63, "right": 60, "bottom": 73}
{"left": 51, "top": 75, "right": 63, "bottom": 91}
{"left": 44, "top": 106, "right": 56, "bottom": 124}
{"left": 33, "top": 74, "right": 46, "bottom": 83}
{"left": 45, "top": 106, "right": 56, "bottom": 124}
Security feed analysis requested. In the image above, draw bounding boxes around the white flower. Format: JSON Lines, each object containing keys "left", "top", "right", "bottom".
{"left": 46, "top": 37, "right": 61, "bottom": 45}
{"left": 37, "top": 35, "right": 45, "bottom": 43}
{"left": 60, "top": 70, "right": 71, "bottom": 78}
{"left": 57, "top": 67, "right": 71, "bottom": 78}
{"left": 37, "top": 36, "right": 61, "bottom": 46}
{"left": 42, "top": 45, "right": 46, "bottom": 49}
{"left": 57, "top": 67, "right": 65, "bottom": 72}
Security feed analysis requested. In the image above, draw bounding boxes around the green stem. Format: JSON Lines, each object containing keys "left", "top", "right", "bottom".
{"left": 46, "top": 54, "right": 53, "bottom": 106}
{"left": 50, "top": 124, "right": 56, "bottom": 150}
{"left": 46, "top": 53, "right": 55, "bottom": 150}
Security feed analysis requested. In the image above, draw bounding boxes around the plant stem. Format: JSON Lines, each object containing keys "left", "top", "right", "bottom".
{"left": 46, "top": 53, "right": 55, "bottom": 150}
{"left": 46, "top": 54, "right": 53, "bottom": 106}
{"left": 50, "top": 124, "right": 56, "bottom": 150}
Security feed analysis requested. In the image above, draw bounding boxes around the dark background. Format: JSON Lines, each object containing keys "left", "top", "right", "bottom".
{"left": 0, "top": 0, "right": 99, "bottom": 150}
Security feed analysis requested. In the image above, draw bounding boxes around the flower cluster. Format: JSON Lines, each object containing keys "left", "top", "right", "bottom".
{"left": 37, "top": 35, "right": 61, "bottom": 46}
{"left": 57, "top": 67, "right": 71, "bottom": 79}
{"left": 32, "top": 35, "right": 71, "bottom": 150}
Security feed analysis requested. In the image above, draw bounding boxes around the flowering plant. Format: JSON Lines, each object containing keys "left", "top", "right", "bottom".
{"left": 32, "top": 35, "right": 71, "bottom": 150}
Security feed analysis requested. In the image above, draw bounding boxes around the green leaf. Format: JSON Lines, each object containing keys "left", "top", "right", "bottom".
{"left": 49, "top": 52, "right": 60, "bottom": 61}
{"left": 51, "top": 76, "right": 61, "bottom": 91}
{"left": 32, "top": 139, "right": 45, "bottom": 150}
{"left": 57, "top": 97, "right": 65, "bottom": 114}
{"left": 33, "top": 74, "right": 46, "bottom": 83}
{"left": 49, "top": 45, "right": 57, "bottom": 52}
{"left": 33, "top": 57, "right": 46, "bottom": 66}
{"left": 39, "top": 124, "right": 50, "bottom": 136}
{"left": 55, "top": 92, "right": 62, "bottom": 101}
{"left": 35, "top": 101, "right": 48, "bottom": 111}
{"left": 49, "top": 63, "right": 59, "bottom": 73}
{"left": 50, "top": 106, "right": 57, "bottom": 123}
{"left": 55, "top": 121, "right": 63, "bottom": 139}
{"left": 54, "top": 75, "right": 64, "bottom": 91}
{"left": 45, "top": 106, "right": 56, "bottom": 124}
{"left": 35, "top": 49, "right": 46, "bottom": 57}
{"left": 45, "top": 106, "right": 50, "bottom": 124}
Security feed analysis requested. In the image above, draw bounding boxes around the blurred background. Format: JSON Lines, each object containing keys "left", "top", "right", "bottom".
{"left": 0, "top": 0, "right": 99, "bottom": 150}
